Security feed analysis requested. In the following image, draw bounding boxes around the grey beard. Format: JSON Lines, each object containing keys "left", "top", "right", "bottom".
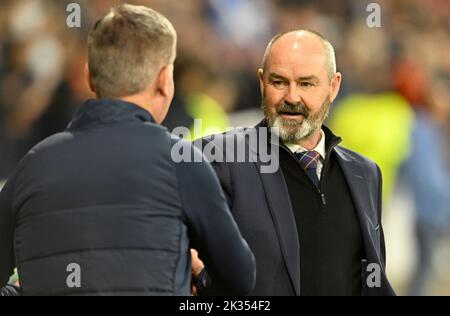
{"left": 263, "top": 98, "right": 330, "bottom": 143}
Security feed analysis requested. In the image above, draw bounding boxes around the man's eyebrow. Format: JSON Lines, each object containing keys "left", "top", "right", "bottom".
{"left": 268, "top": 73, "right": 320, "bottom": 82}
{"left": 268, "top": 72, "right": 288, "bottom": 80}
{"left": 297, "top": 75, "right": 320, "bottom": 82}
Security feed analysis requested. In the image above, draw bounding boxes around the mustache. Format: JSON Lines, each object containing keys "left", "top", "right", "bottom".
{"left": 276, "top": 102, "right": 309, "bottom": 118}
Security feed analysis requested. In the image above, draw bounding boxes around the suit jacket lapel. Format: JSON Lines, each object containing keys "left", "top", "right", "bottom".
{"left": 257, "top": 165, "right": 301, "bottom": 295}
{"left": 251, "top": 122, "right": 301, "bottom": 295}
{"left": 334, "top": 147, "right": 382, "bottom": 264}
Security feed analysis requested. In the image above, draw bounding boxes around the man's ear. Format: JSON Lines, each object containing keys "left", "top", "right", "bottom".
{"left": 156, "top": 64, "right": 174, "bottom": 98}
{"left": 151, "top": 64, "right": 174, "bottom": 124}
{"left": 329, "top": 72, "right": 342, "bottom": 103}
{"left": 85, "top": 63, "right": 96, "bottom": 95}
{"left": 258, "top": 68, "right": 265, "bottom": 97}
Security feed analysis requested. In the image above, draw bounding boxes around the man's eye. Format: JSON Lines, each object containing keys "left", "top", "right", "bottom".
{"left": 300, "top": 82, "right": 314, "bottom": 87}
{"left": 272, "top": 80, "right": 286, "bottom": 88}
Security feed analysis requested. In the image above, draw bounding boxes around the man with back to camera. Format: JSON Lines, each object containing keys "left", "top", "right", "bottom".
{"left": 193, "top": 30, "right": 396, "bottom": 296}
{"left": 0, "top": 4, "right": 255, "bottom": 296}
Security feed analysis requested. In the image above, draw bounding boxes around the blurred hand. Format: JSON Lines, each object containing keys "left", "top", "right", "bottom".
{"left": 190, "top": 249, "right": 205, "bottom": 296}
{"left": 190, "top": 249, "right": 204, "bottom": 277}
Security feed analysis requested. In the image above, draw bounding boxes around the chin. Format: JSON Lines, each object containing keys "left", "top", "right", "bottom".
{"left": 274, "top": 117, "right": 315, "bottom": 142}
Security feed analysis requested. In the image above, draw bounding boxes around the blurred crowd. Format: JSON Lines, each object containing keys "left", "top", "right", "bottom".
{"left": 0, "top": 0, "right": 449, "bottom": 295}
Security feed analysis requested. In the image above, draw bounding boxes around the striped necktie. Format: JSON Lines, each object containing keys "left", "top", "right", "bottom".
{"left": 295, "top": 150, "right": 321, "bottom": 187}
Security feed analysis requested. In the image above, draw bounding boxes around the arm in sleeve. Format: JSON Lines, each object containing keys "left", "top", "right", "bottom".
{"left": 0, "top": 177, "right": 16, "bottom": 287}
{"left": 176, "top": 144, "right": 255, "bottom": 295}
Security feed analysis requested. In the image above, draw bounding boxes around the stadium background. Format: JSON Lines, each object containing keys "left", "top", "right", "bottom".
{"left": 0, "top": 0, "right": 449, "bottom": 295}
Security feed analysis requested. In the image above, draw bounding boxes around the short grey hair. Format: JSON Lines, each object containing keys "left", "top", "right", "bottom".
{"left": 262, "top": 29, "right": 336, "bottom": 79}
{"left": 88, "top": 4, "right": 177, "bottom": 98}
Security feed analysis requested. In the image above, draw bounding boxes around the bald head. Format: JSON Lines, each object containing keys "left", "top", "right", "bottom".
{"left": 262, "top": 30, "right": 336, "bottom": 79}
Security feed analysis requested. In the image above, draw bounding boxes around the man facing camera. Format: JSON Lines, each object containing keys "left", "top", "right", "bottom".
{"left": 194, "top": 30, "right": 395, "bottom": 296}
{"left": 0, "top": 4, "right": 255, "bottom": 296}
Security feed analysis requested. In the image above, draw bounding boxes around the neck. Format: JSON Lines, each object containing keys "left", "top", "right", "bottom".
{"left": 295, "top": 128, "right": 322, "bottom": 150}
{"left": 120, "top": 94, "right": 155, "bottom": 119}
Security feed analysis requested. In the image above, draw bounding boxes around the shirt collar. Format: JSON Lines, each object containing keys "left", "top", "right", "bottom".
{"left": 284, "top": 129, "right": 326, "bottom": 160}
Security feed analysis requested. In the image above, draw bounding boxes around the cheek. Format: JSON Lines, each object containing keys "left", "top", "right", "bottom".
{"left": 303, "top": 91, "right": 328, "bottom": 111}
{"left": 264, "top": 87, "right": 284, "bottom": 108}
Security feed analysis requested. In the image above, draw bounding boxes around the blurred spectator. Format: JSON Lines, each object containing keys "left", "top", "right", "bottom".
{"left": 405, "top": 75, "right": 450, "bottom": 296}
{"left": 166, "top": 56, "right": 232, "bottom": 139}
{"left": 205, "top": 0, "right": 273, "bottom": 50}
{"left": 330, "top": 92, "right": 413, "bottom": 202}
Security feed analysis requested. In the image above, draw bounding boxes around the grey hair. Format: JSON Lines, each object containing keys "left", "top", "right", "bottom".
{"left": 88, "top": 4, "right": 177, "bottom": 98}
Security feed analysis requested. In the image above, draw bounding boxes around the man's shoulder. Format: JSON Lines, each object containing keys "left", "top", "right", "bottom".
{"left": 28, "top": 131, "right": 74, "bottom": 155}
{"left": 199, "top": 127, "right": 257, "bottom": 142}
{"left": 35, "top": 121, "right": 171, "bottom": 152}
{"left": 23, "top": 123, "right": 175, "bottom": 167}
{"left": 193, "top": 127, "right": 255, "bottom": 153}
{"left": 335, "top": 145, "right": 380, "bottom": 173}
{"left": 5, "top": 132, "right": 74, "bottom": 182}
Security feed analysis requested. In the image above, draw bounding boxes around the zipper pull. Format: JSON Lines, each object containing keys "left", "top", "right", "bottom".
{"left": 320, "top": 193, "right": 327, "bottom": 205}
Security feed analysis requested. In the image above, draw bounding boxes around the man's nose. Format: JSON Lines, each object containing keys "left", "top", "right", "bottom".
{"left": 285, "top": 83, "right": 302, "bottom": 104}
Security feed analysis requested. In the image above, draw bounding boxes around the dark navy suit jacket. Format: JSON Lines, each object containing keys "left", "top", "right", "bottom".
{"left": 195, "top": 121, "right": 396, "bottom": 296}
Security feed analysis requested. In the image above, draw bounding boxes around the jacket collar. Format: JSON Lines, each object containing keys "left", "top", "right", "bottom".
{"left": 67, "top": 98, "right": 155, "bottom": 131}
{"left": 254, "top": 119, "right": 342, "bottom": 154}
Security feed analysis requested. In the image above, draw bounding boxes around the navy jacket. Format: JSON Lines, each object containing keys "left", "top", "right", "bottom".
{"left": 194, "top": 121, "right": 396, "bottom": 296}
{"left": 0, "top": 99, "right": 255, "bottom": 296}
